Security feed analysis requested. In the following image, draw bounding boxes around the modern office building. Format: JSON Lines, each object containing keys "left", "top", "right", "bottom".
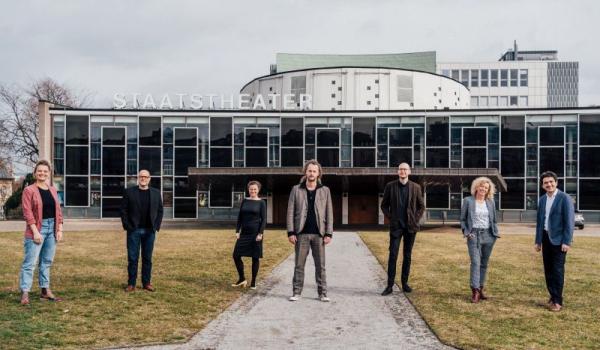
{"left": 437, "top": 42, "right": 579, "bottom": 109}
{"left": 39, "top": 101, "right": 600, "bottom": 224}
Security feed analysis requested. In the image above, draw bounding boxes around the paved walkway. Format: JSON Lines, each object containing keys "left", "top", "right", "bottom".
{"left": 124, "top": 232, "right": 452, "bottom": 350}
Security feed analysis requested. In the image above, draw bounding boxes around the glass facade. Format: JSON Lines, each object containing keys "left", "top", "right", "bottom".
{"left": 50, "top": 110, "right": 600, "bottom": 220}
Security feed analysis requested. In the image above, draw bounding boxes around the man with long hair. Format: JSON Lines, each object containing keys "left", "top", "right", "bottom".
{"left": 287, "top": 160, "right": 334, "bottom": 302}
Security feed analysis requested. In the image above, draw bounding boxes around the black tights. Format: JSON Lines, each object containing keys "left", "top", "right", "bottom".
{"left": 233, "top": 255, "right": 260, "bottom": 286}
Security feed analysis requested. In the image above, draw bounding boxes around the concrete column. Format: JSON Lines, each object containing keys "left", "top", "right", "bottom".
{"left": 378, "top": 194, "right": 384, "bottom": 225}
{"left": 267, "top": 192, "right": 273, "bottom": 224}
{"left": 38, "top": 100, "right": 53, "bottom": 163}
{"left": 342, "top": 192, "right": 348, "bottom": 225}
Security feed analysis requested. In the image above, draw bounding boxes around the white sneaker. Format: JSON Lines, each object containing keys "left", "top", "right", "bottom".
{"left": 319, "top": 294, "right": 330, "bottom": 302}
{"left": 289, "top": 294, "right": 300, "bottom": 301}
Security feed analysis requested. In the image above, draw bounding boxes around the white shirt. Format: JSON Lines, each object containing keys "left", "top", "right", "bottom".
{"left": 544, "top": 189, "right": 559, "bottom": 232}
{"left": 472, "top": 200, "right": 490, "bottom": 229}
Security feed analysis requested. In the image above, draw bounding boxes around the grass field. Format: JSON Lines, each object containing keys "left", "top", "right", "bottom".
{"left": 0, "top": 229, "right": 293, "bottom": 349}
{"left": 359, "top": 230, "right": 600, "bottom": 350}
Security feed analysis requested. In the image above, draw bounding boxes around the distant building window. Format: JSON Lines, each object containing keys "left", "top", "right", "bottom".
{"left": 337, "top": 101, "right": 342, "bottom": 105}
{"left": 510, "top": 69, "right": 518, "bottom": 87}
{"left": 499, "top": 96, "right": 508, "bottom": 106}
{"left": 490, "top": 70, "right": 498, "bottom": 87}
{"left": 290, "top": 76, "right": 306, "bottom": 104}
{"left": 331, "top": 93, "right": 336, "bottom": 98}
{"left": 481, "top": 70, "right": 489, "bottom": 87}
{"left": 451, "top": 70, "right": 459, "bottom": 80}
{"left": 367, "top": 101, "right": 371, "bottom": 105}
{"left": 375, "top": 94, "right": 379, "bottom": 98}
{"left": 438, "top": 86, "right": 442, "bottom": 91}
{"left": 471, "top": 96, "right": 479, "bottom": 106}
{"left": 490, "top": 96, "right": 498, "bottom": 107}
{"left": 434, "top": 92, "right": 437, "bottom": 96}
{"left": 471, "top": 70, "right": 479, "bottom": 87}
{"left": 337, "top": 86, "right": 342, "bottom": 91}
{"left": 269, "top": 87, "right": 273, "bottom": 91}
{"left": 500, "top": 70, "right": 508, "bottom": 87}
{"left": 375, "top": 79, "right": 379, "bottom": 84}
{"left": 366, "top": 86, "right": 371, "bottom": 90}
{"left": 397, "top": 75, "right": 413, "bottom": 103}
{"left": 510, "top": 96, "right": 518, "bottom": 106}
{"left": 331, "top": 80, "right": 336, "bottom": 85}
{"left": 460, "top": 70, "right": 469, "bottom": 87}
{"left": 519, "top": 96, "right": 528, "bottom": 106}
{"left": 520, "top": 69, "right": 528, "bottom": 87}
{"left": 480, "top": 96, "right": 488, "bottom": 107}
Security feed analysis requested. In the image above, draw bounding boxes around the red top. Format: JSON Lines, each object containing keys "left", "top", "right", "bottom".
{"left": 22, "top": 184, "right": 63, "bottom": 239}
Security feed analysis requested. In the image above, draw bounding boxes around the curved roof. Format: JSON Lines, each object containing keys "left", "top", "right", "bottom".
{"left": 240, "top": 65, "right": 466, "bottom": 92}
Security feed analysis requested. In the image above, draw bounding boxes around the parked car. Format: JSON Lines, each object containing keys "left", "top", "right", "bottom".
{"left": 575, "top": 210, "right": 584, "bottom": 230}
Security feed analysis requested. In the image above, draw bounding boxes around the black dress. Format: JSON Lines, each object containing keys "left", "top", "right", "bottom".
{"left": 233, "top": 199, "right": 266, "bottom": 258}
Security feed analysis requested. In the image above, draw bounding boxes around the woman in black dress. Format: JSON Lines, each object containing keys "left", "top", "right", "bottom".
{"left": 232, "top": 181, "right": 266, "bottom": 289}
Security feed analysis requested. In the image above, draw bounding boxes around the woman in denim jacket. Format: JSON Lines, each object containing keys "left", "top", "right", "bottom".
{"left": 19, "top": 160, "right": 64, "bottom": 305}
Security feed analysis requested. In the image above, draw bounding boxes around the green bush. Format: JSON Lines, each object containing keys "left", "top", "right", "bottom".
{"left": 3, "top": 173, "right": 34, "bottom": 217}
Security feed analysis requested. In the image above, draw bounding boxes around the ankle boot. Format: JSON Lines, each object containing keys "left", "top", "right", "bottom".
{"left": 471, "top": 288, "right": 481, "bottom": 303}
{"left": 479, "top": 286, "right": 488, "bottom": 300}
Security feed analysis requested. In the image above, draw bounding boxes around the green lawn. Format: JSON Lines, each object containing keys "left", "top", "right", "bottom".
{"left": 0, "top": 229, "right": 292, "bottom": 349}
{"left": 359, "top": 230, "right": 600, "bottom": 350}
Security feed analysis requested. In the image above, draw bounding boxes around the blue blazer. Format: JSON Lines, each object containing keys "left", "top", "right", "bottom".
{"left": 535, "top": 190, "right": 574, "bottom": 246}
{"left": 460, "top": 196, "right": 499, "bottom": 238}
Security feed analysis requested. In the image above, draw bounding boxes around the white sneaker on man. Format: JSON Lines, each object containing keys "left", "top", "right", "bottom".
{"left": 289, "top": 294, "right": 301, "bottom": 301}
{"left": 319, "top": 294, "right": 330, "bottom": 302}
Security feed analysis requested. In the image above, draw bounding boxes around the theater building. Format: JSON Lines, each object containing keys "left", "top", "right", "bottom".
{"left": 38, "top": 94, "right": 600, "bottom": 224}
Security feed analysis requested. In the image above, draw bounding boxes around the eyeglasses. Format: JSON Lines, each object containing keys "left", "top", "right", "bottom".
{"left": 398, "top": 168, "right": 410, "bottom": 171}
{"left": 139, "top": 176, "right": 150, "bottom": 179}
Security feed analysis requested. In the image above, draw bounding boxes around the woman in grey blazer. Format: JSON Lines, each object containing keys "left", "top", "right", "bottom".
{"left": 460, "top": 177, "right": 500, "bottom": 303}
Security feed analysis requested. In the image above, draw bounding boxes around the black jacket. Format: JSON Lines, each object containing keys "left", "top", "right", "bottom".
{"left": 380, "top": 180, "right": 425, "bottom": 233}
{"left": 120, "top": 187, "right": 163, "bottom": 232}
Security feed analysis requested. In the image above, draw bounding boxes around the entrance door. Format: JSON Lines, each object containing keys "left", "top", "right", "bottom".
{"left": 348, "top": 194, "right": 379, "bottom": 224}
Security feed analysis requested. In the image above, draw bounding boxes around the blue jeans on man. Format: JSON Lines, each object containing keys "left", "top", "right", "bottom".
{"left": 127, "top": 228, "right": 156, "bottom": 286}
{"left": 19, "top": 218, "right": 56, "bottom": 292}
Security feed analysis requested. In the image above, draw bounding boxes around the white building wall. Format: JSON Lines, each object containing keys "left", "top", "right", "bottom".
{"left": 241, "top": 67, "right": 470, "bottom": 111}
{"left": 437, "top": 61, "right": 548, "bottom": 108}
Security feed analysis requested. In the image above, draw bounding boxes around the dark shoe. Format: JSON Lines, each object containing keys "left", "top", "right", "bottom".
{"left": 143, "top": 283, "right": 155, "bottom": 292}
{"left": 125, "top": 285, "right": 136, "bottom": 292}
{"left": 20, "top": 292, "right": 30, "bottom": 305}
{"left": 471, "top": 288, "right": 481, "bottom": 303}
{"left": 479, "top": 286, "right": 488, "bottom": 300}
{"left": 40, "top": 293, "right": 63, "bottom": 302}
{"left": 381, "top": 286, "right": 393, "bottom": 296}
{"left": 402, "top": 283, "right": 412, "bottom": 293}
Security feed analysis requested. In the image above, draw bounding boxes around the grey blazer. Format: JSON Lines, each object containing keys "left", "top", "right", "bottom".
{"left": 460, "top": 196, "right": 499, "bottom": 238}
{"left": 286, "top": 182, "right": 334, "bottom": 237}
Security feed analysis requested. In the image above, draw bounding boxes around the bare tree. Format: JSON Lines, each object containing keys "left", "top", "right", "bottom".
{"left": 0, "top": 78, "right": 92, "bottom": 166}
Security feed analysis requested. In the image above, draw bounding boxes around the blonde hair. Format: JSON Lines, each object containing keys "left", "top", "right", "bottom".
{"left": 470, "top": 177, "right": 495, "bottom": 199}
{"left": 300, "top": 159, "right": 322, "bottom": 183}
{"left": 33, "top": 160, "right": 52, "bottom": 175}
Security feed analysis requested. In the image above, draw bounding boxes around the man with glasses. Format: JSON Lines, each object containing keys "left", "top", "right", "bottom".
{"left": 380, "top": 163, "right": 424, "bottom": 295}
{"left": 120, "top": 169, "right": 163, "bottom": 292}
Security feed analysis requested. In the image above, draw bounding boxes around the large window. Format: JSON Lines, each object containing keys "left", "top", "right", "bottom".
{"left": 316, "top": 128, "right": 340, "bottom": 167}
{"left": 65, "top": 115, "right": 89, "bottom": 145}
{"left": 174, "top": 128, "right": 197, "bottom": 175}
{"left": 579, "top": 148, "right": 600, "bottom": 177}
{"left": 101, "top": 127, "right": 126, "bottom": 217}
{"left": 580, "top": 115, "right": 600, "bottom": 145}
{"left": 579, "top": 180, "right": 600, "bottom": 210}
{"left": 210, "top": 117, "right": 232, "bottom": 167}
{"left": 353, "top": 117, "right": 375, "bottom": 167}
{"left": 501, "top": 179, "right": 524, "bottom": 209}
{"left": 426, "top": 117, "right": 449, "bottom": 146}
{"left": 139, "top": 117, "right": 161, "bottom": 146}
{"left": 510, "top": 69, "right": 518, "bottom": 87}
{"left": 501, "top": 116, "right": 525, "bottom": 146}
{"left": 462, "top": 127, "right": 488, "bottom": 168}
{"left": 500, "top": 69, "right": 508, "bottom": 87}
{"left": 426, "top": 148, "right": 449, "bottom": 167}
{"left": 426, "top": 185, "right": 449, "bottom": 209}
{"left": 245, "top": 128, "right": 268, "bottom": 167}
{"left": 490, "top": 70, "right": 498, "bottom": 87}
{"left": 65, "top": 176, "right": 89, "bottom": 206}
{"left": 210, "top": 182, "right": 232, "bottom": 207}
{"left": 388, "top": 128, "right": 413, "bottom": 167}
{"left": 281, "top": 117, "right": 304, "bottom": 167}
{"left": 139, "top": 147, "right": 161, "bottom": 175}
{"left": 501, "top": 148, "right": 525, "bottom": 177}
{"left": 538, "top": 127, "right": 565, "bottom": 177}
{"left": 480, "top": 69, "right": 489, "bottom": 87}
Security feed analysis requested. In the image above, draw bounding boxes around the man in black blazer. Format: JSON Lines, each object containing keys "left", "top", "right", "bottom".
{"left": 380, "top": 163, "right": 425, "bottom": 295}
{"left": 120, "top": 169, "right": 163, "bottom": 292}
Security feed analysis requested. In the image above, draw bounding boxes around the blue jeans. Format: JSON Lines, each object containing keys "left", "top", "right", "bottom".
{"left": 127, "top": 228, "right": 156, "bottom": 286}
{"left": 19, "top": 218, "right": 56, "bottom": 292}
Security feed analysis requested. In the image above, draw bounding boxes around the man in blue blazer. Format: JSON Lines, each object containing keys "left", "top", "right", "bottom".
{"left": 535, "top": 171, "right": 574, "bottom": 312}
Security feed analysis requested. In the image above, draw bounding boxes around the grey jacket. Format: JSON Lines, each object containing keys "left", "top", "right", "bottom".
{"left": 460, "top": 196, "right": 499, "bottom": 238}
{"left": 287, "top": 182, "right": 334, "bottom": 237}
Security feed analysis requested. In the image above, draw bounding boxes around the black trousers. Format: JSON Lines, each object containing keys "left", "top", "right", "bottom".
{"left": 387, "top": 229, "right": 416, "bottom": 287}
{"left": 542, "top": 230, "right": 567, "bottom": 305}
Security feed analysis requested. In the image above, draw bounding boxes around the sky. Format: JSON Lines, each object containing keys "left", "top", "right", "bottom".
{"left": 1, "top": 0, "right": 599, "bottom": 107}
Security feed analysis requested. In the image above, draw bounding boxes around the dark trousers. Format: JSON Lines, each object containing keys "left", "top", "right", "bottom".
{"left": 127, "top": 228, "right": 156, "bottom": 286}
{"left": 542, "top": 230, "right": 567, "bottom": 305}
{"left": 387, "top": 229, "right": 416, "bottom": 287}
